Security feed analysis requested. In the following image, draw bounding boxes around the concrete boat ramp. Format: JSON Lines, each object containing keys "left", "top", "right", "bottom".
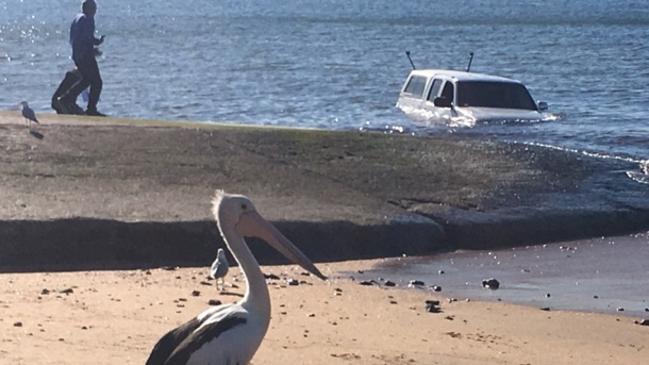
{"left": 1, "top": 112, "right": 648, "bottom": 272}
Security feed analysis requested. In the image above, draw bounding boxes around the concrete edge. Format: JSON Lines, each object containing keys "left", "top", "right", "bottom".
{"left": 0, "top": 218, "right": 446, "bottom": 273}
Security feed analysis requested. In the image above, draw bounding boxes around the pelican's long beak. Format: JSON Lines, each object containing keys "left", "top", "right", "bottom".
{"left": 237, "top": 211, "right": 326, "bottom": 280}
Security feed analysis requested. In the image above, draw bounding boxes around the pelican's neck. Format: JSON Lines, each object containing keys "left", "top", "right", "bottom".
{"left": 219, "top": 223, "right": 271, "bottom": 317}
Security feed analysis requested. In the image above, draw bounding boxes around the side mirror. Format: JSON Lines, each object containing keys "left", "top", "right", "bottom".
{"left": 434, "top": 97, "right": 452, "bottom": 108}
{"left": 537, "top": 101, "right": 548, "bottom": 111}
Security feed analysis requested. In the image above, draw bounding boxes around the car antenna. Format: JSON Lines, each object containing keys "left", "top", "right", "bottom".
{"left": 466, "top": 52, "right": 474, "bottom": 72}
{"left": 405, "top": 51, "right": 416, "bottom": 70}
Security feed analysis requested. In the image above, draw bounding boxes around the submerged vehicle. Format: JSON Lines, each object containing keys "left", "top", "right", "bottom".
{"left": 396, "top": 66, "right": 549, "bottom": 126}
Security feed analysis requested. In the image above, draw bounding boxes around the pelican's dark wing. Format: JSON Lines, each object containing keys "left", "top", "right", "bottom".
{"left": 145, "top": 316, "right": 202, "bottom": 365}
{"left": 162, "top": 314, "right": 247, "bottom": 365}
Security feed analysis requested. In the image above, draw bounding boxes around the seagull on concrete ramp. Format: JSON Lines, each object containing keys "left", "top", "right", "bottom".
{"left": 19, "top": 101, "right": 39, "bottom": 131}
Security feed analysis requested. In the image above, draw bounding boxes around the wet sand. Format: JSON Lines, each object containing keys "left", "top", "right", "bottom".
{"left": 2, "top": 260, "right": 648, "bottom": 365}
{"left": 365, "top": 231, "right": 649, "bottom": 317}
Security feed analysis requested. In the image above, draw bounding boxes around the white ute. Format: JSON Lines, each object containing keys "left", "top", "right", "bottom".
{"left": 396, "top": 69, "right": 549, "bottom": 127}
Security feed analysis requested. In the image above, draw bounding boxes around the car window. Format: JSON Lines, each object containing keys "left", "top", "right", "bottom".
{"left": 441, "top": 81, "right": 454, "bottom": 101}
{"left": 456, "top": 81, "right": 537, "bottom": 110}
{"left": 426, "top": 79, "right": 443, "bottom": 101}
{"left": 403, "top": 76, "right": 427, "bottom": 98}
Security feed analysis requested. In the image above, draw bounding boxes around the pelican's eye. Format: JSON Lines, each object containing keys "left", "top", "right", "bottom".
{"left": 241, "top": 203, "right": 248, "bottom": 210}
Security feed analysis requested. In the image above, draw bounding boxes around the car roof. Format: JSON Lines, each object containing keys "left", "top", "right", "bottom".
{"left": 408, "top": 69, "right": 522, "bottom": 84}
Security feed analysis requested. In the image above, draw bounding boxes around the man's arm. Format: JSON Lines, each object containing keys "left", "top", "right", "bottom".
{"left": 80, "top": 17, "right": 103, "bottom": 46}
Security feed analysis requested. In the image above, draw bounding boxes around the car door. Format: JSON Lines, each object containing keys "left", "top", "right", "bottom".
{"left": 437, "top": 80, "right": 456, "bottom": 122}
{"left": 423, "top": 78, "right": 444, "bottom": 121}
{"left": 397, "top": 75, "right": 428, "bottom": 114}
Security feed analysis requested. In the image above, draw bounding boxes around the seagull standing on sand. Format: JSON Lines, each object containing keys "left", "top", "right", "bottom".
{"left": 210, "top": 248, "right": 229, "bottom": 292}
{"left": 146, "top": 191, "right": 326, "bottom": 365}
{"left": 19, "top": 101, "right": 39, "bottom": 130}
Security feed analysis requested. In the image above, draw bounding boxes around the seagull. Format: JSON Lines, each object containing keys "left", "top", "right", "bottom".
{"left": 209, "top": 248, "right": 229, "bottom": 292}
{"left": 19, "top": 101, "right": 39, "bottom": 130}
{"left": 146, "top": 191, "right": 326, "bottom": 365}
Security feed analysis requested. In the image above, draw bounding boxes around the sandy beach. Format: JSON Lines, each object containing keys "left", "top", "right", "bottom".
{"left": 2, "top": 260, "right": 648, "bottom": 365}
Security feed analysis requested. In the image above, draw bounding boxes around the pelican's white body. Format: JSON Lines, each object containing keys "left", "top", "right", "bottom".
{"left": 186, "top": 304, "right": 268, "bottom": 365}
{"left": 146, "top": 192, "right": 324, "bottom": 365}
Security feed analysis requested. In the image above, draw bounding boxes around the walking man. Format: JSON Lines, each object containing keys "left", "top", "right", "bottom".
{"left": 55, "top": 0, "right": 106, "bottom": 116}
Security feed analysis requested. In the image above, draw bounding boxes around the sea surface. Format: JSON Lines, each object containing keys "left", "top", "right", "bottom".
{"left": 1, "top": 0, "right": 648, "bottom": 172}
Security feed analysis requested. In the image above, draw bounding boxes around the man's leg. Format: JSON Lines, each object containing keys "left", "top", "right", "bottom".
{"left": 58, "top": 68, "right": 90, "bottom": 113}
{"left": 84, "top": 58, "right": 103, "bottom": 115}
{"left": 52, "top": 69, "right": 82, "bottom": 114}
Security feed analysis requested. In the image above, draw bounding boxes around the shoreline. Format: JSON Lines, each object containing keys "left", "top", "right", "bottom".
{"left": 2, "top": 112, "right": 649, "bottom": 272}
{"left": 358, "top": 231, "right": 649, "bottom": 318}
{"left": 2, "top": 260, "right": 648, "bottom": 364}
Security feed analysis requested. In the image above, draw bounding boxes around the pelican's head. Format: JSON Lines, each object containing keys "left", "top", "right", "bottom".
{"left": 212, "top": 190, "right": 326, "bottom": 280}
{"left": 19, "top": 101, "right": 28, "bottom": 109}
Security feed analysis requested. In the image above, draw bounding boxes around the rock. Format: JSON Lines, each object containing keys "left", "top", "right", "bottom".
{"left": 40, "top": 289, "right": 50, "bottom": 295}
{"left": 545, "top": 293, "right": 551, "bottom": 298}
{"left": 59, "top": 288, "right": 74, "bottom": 295}
{"left": 431, "top": 285, "right": 442, "bottom": 292}
{"left": 593, "top": 295, "right": 599, "bottom": 299}
{"left": 425, "top": 300, "right": 441, "bottom": 313}
{"left": 634, "top": 319, "right": 649, "bottom": 326}
{"left": 384, "top": 280, "right": 396, "bottom": 287}
{"left": 540, "top": 307, "right": 551, "bottom": 311}
{"left": 286, "top": 279, "right": 299, "bottom": 286}
{"left": 264, "top": 273, "right": 280, "bottom": 280}
{"left": 645, "top": 308, "right": 649, "bottom": 312}
{"left": 200, "top": 281, "right": 213, "bottom": 286}
{"left": 208, "top": 299, "right": 222, "bottom": 306}
{"left": 438, "top": 270, "right": 445, "bottom": 275}
{"left": 359, "top": 280, "right": 376, "bottom": 286}
{"left": 482, "top": 278, "right": 500, "bottom": 290}
{"left": 162, "top": 266, "right": 178, "bottom": 271}
{"left": 617, "top": 307, "right": 624, "bottom": 312}
{"left": 408, "top": 280, "right": 425, "bottom": 287}
{"left": 13, "top": 321, "right": 23, "bottom": 327}
{"left": 191, "top": 290, "right": 201, "bottom": 297}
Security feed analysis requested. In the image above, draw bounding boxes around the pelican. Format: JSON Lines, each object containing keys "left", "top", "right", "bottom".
{"left": 209, "top": 248, "right": 229, "bottom": 292}
{"left": 19, "top": 101, "right": 39, "bottom": 131}
{"left": 146, "top": 191, "right": 326, "bottom": 365}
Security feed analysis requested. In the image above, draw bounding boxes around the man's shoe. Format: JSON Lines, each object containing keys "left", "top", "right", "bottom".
{"left": 70, "top": 104, "right": 85, "bottom": 115}
{"left": 86, "top": 109, "right": 107, "bottom": 117}
{"left": 53, "top": 98, "right": 69, "bottom": 114}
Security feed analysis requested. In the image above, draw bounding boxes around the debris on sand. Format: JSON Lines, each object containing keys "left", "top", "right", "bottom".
{"left": 482, "top": 278, "right": 500, "bottom": 290}
{"left": 425, "top": 300, "right": 441, "bottom": 313}
{"left": 634, "top": 319, "right": 649, "bottom": 326}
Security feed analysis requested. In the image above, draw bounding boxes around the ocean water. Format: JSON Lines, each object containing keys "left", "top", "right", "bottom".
{"left": 358, "top": 231, "right": 649, "bottom": 317}
{"left": 1, "top": 0, "right": 648, "bottom": 173}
